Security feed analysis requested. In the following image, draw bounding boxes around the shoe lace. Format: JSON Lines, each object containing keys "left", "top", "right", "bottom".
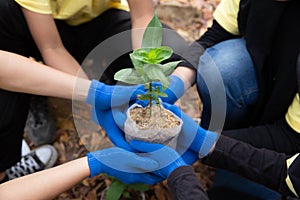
{"left": 6, "top": 152, "right": 45, "bottom": 180}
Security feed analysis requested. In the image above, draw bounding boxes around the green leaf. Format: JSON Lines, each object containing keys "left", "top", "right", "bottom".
{"left": 114, "top": 13, "right": 181, "bottom": 101}
{"left": 152, "top": 87, "right": 168, "bottom": 98}
{"left": 129, "top": 53, "right": 144, "bottom": 74}
{"left": 161, "top": 60, "right": 182, "bottom": 76}
{"left": 131, "top": 48, "right": 150, "bottom": 64}
{"left": 114, "top": 68, "right": 145, "bottom": 84}
{"left": 132, "top": 46, "right": 173, "bottom": 65}
{"left": 138, "top": 93, "right": 152, "bottom": 101}
{"left": 143, "top": 64, "right": 170, "bottom": 88}
{"left": 141, "top": 74, "right": 151, "bottom": 83}
{"left": 142, "top": 13, "right": 162, "bottom": 49}
{"left": 154, "top": 96, "right": 160, "bottom": 105}
{"left": 148, "top": 46, "right": 173, "bottom": 64}
{"left": 154, "top": 86, "right": 161, "bottom": 93}
{"left": 156, "top": 91, "right": 168, "bottom": 97}
{"left": 106, "top": 180, "right": 127, "bottom": 200}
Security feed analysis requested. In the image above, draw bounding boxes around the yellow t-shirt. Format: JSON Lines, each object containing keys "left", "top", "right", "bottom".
{"left": 15, "top": 0, "right": 129, "bottom": 25}
{"left": 285, "top": 93, "right": 300, "bottom": 133}
{"left": 213, "top": 0, "right": 240, "bottom": 35}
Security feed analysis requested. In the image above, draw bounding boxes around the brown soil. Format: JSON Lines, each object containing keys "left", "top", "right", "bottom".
{"left": 130, "top": 105, "right": 180, "bottom": 130}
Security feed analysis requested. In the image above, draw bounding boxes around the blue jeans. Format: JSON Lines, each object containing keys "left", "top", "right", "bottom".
{"left": 197, "top": 38, "right": 258, "bottom": 130}
{"left": 196, "top": 39, "right": 281, "bottom": 199}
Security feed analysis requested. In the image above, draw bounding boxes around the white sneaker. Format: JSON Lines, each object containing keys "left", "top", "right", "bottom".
{"left": 6, "top": 145, "right": 58, "bottom": 180}
{"left": 21, "top": 139, "right": 31, "bottom": 156}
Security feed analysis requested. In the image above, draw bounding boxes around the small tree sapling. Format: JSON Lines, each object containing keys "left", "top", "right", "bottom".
{"left": 114, "top": 13, "right": 183, "bottom": 148}
{"left": 114, "top": 13, "right": 181, "bottom": 108}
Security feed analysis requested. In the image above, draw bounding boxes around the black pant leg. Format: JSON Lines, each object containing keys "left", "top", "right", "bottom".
{"left": 0, "top": 90, "right": 31, "bottom": 171}
{"left": 223, "top": 119, "right": 300, "bottom": 154}
{"left": 0, "top": 0, "right": 41, "bottom": 58}
{"left": 0, "top": 0, "right": 41, "bottom": 171}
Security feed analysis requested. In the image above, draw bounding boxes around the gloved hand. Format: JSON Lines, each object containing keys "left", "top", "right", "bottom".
{"left": 151, "top": 75, "right": 185, "bottom": 104}
{"left": 85, "top": 80, "right": 145, "bottom": 110}
{"left": 90, "top": 106, "right": 134, "bottom": 152}
{"left": 87, "top": 147, "right": 163, "bottom": 184}
{"left": 129, "top": 140, "right": 188, "bottom": 179}
{"left": 163, "top": 103, "right": 218, "bottom": 164}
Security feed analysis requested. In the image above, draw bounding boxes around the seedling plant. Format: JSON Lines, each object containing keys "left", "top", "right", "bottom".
{"left": 106, "top": 13, "right": 181, "bottom": 200}
{"left": 114, "top": 13, "right": 181, "bottom": 108}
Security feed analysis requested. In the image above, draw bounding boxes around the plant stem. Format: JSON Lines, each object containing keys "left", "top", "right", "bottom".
{"left": 149, "top": 82, "right": 153, "bottom": 108}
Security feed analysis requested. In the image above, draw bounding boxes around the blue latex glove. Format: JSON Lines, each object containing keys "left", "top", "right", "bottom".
{"left": 91, "top": 106, "right": 134, "bottom": 152}
{"left": 85, "top": 80, "right": 145, "bottom": 110}
{"left": 87, "top": 147, "right": 163, "bottom": 184}
{"left": 152, "top": 75, "right": 185, "bottom": 104}
{"left": 163, "top": 103, "right": 218, "bottom": 163}
{"left": 129, "top": 140, "right": 188, "bottom": 179}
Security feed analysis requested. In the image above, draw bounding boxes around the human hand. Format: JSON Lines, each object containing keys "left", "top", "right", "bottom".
{"left": 129, "top": 140, "right": 187, "bottom": 179}
{"left": 91, "top": 106, "right": 134, "bottom": 152}
{"left": 85, "top": 80, "right": 145, "bottom": 110}
{"left": 87, "top": 147, "right": 163, "bottom": 184}
{"left": 163, "top": 103, "right": 218, "bottom": 162}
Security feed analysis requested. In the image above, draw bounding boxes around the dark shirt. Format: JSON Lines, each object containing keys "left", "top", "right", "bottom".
{"left": 168, "top": 135, "right": 300, "bottom": 199}
{"left": 167, "top": 166, "right": 209, "bottom": 200}
{"left": 203, "top": 135, "right": 299, "bottom": 197}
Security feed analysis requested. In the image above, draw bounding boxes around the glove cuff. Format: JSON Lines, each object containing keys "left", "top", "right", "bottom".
{"left": 87, "top": 153, "right": 103, "bottom": 178}
{"left": 164, "top": 75, "right": 185, "bottom": 104}
{"left": 198, "top": 131, "right": 218, "bottom": 158}
{"left": 170, "top": 75, "right": 184, "bottom": 96}
{"left": 85, "top": 80, "right": 103, "bottom": 105}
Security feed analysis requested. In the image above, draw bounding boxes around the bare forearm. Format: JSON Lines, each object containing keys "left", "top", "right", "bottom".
{"left": 128, "top": 0, "right": 154, "bottom": 28}
{"left": 41, "top": 47, "right": 83, "bottom": 76}
{"left": 0, "top": 157, "right": 90, "bottom": 200}
{"left": 0, "top": 51, "right": 90, "bottom": 101}
{"left": 127, "top": 0, "right": 154, "bottom": 49}
{"left": 21, "top": 9, "right": 86, "bottom": 77}
{"left": 172, "top": 66, "right": 196, "bottom": 90}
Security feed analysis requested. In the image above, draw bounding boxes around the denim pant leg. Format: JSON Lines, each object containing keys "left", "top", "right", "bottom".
{"left": 197, "top": 38, "right": 258, "bottom": 130}
{"left": 212, "top": 170, "right": 281, "bottom": 200}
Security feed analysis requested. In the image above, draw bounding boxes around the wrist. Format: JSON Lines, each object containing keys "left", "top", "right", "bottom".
{"left": 170, "top": 74, "right": 184, "bottom": 85}
{"left": 87, "top": 153, "right": 103, "bottom": 178}
{"left": 85, "top": 80, "right": 103, "bottom": 105}
{"left": 172, "top": 67, "right": 196, "bottom": 90}
{"left": 171, "top": 75, "right": 184, "bottom": 93}
{"left": 209, "top": 143, "right": 217, "bottom": 154}
{"left": 168, "top": 158, "right": 187, "bottom": 177}
{"left": 73, "top": 78, "right": 91, "bottom": 101}
{"left": 198, "top": 131, "right": 218, "bottom": 158}
{"left": 164, "top": 75, "right": 184, "bottom": 103}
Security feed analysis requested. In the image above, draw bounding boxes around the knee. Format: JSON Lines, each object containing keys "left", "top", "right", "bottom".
{"left": 198, "top": 39, "right": 254, "bottom": 91}
{"left": 197, "top": 50, "right": 231, "bottom": 96}
{"left": 203, "top": 39, "right": 252, "bottom": 73}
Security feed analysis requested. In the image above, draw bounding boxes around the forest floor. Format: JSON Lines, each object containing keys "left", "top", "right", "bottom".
{"left": 25, "top": 0, "right": 220, "bottom": 199}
